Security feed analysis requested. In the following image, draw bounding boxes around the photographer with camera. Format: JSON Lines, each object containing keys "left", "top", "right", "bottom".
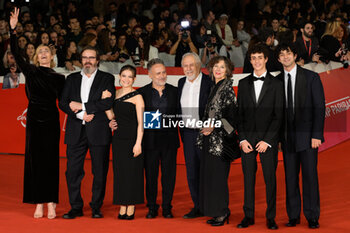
{"left": 170, "top": 21, "right": 198, "bottom": 67}
{"left": 199, "top": 32, "right": 221, "bottom": 66}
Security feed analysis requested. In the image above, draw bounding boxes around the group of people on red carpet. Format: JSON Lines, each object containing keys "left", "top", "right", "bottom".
{"left": 8, "top": 3, "right": 326, "bottom": 230}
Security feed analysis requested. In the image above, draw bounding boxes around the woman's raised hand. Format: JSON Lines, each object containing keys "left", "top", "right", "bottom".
{"left": 10, "top": 7, "right": 19, "bottom": 30}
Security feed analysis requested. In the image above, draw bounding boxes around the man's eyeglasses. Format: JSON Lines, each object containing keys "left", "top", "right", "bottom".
{"left": 82, "top": 56, "right": 96, "bottom": 60}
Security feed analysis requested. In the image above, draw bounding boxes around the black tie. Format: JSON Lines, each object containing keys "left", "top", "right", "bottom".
{"left": 253, "top": 76, "right": 265, "bottom": 81}
{"left": 287, "top": 73, "right": 294, "bottom": 122}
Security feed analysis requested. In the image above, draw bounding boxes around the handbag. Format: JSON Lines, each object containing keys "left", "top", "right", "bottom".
{"left": 221, "top": 130, "right": 241, "bottom": 162}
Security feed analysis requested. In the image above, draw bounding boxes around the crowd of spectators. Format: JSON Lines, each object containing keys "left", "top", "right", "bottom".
{"left": 0, "top": 0, "right": 349, "bottom": 79}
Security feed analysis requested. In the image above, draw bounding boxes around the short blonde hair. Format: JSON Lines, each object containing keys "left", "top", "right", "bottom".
{"left": 33, "top": 44, "right": 55, "bottom": 68}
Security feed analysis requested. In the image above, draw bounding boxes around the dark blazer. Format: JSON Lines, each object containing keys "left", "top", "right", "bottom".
{"left": 277, "top": 65, "right": 325, "bottom": 152}
{"left": 59, "top": 70, "right": 115, "bottom": 146}
{"left": 138, "top": 83, "right": 180, "bottom": 150}
{"left": 177, "top": 73, "right": 213, "bottom": 120}
{"left": 294, "top": 36, "right": 320, "bottom": 64}
{"left": 237, "top": 72, "right": 284, "bottom": 146}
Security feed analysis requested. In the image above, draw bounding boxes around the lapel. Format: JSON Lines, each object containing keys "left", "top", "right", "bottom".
{"left": 145, "top": 83, "right": 154, "bottom": 110}
{"left": 257, "top": 73, "right": 271, "bottom": 106}
{"left": 88, "top": 70, "right": 102, "bottom": 100}
{"left": 75, "top": 73, "right": 83, "bottom": 102}
{"left": 198, "top": 74, "right": 208, "bottom": 109}
{"left": 248, "top": 75, "right": 257, "bottom": 105}
{"left": 295, "top": 65, "right": 307, "bottom": 117}
{"left": 178, "top": 77, "right": 185, "bottom": 106}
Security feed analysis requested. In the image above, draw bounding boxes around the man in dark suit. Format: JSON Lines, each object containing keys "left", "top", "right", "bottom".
{"left": 177, "top": 52, "right": 213, "bottom": 219}
{"left": 294, "top": 21, "right": 321, "bottom": 65}
{"left": 237, "top": 44, "right": 284, "bottom": 230}
{"left": 138, "top": 58, "right": 179, "bottom": 219}
{"left": 276, "top": 43, "right": 325, "bottom": 229}
{"left": 59, "top": 46, "right": 115, "bottom": 219}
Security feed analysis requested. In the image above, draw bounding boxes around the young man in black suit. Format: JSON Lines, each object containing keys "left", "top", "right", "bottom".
{"left": 138, "top": 58, "right": 179, "bottom": 219}
{"left": 237, "top": 44, "right": 284, "bottom": 230}
{"left": 276, "top": 43, "right": 325, "bottom": 229}
{"left": 59, "top": 46, "right": 115, "bottom": 219}
{"left": 178, "top": 52, "right": 213, "bottom": 218}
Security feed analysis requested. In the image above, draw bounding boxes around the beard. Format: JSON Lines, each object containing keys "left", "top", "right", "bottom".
{"left": 304, "top": 31, "right": 313, "bottom": 38}
{"left": 186, "top": 73, "right": 196, "bottom": 81}
{"left": 83, "top": 63, "right": 97, "bottom": 74}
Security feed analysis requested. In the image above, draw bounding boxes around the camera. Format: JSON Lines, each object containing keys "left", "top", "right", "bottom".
{"left": 205, "top": 30, "right": 213, "bottom": 48}
{"left": 132, "top": 53, "right": 141, "bottom": 66}
{"left": 180, "top": 20, "right": 190, "bottom": 40}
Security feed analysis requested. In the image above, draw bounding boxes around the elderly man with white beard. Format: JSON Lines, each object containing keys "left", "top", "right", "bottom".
{"left": 177, "top": 53, "right": 213, "bottom": 219}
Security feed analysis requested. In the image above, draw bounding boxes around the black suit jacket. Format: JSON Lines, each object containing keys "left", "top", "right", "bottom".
{"left": 277, "top": 65, "right": 325, "bottom": 152}
{"left": 59, "top": 70, "right": 115, "bottom": 146}
{"left": 237, "top": 73, "right": 284, "bottom": 146}
{"left": 138, "top": 83, "right": 180, "bottom": 150}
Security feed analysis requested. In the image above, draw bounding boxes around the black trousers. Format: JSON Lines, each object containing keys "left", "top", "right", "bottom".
{"left": 241, "top": 146, "right": 278, "bottom": 220}
{"left": 144, "top": 147, "right": 177, "bottom": 211}
{"left": 282, "top": 146, "right": 320, "bottom": 220}
{"left": 182, "top": 129, "right": 201, "bottom": 209}
{"left": 66, "top": 126, "right": 110, "bottom": 210}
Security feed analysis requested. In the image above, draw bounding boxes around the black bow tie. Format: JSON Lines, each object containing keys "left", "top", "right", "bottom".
{"left": 252, "top": 76, "right": 265, "bottom": 81}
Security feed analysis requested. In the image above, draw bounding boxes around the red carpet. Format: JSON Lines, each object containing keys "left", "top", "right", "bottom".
{"left": 0, "top": 140, "right": 350, "bottom": 233}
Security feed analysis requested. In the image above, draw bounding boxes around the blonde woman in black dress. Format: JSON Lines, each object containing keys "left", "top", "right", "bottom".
{"left": 10, "top": 8, "right": 65, "bottom": 219}
{"left": 103, "top": 65, "right": 145, "bottom": 219}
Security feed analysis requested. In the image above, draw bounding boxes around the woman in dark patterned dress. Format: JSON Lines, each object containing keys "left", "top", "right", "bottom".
{"left": 103, "top": 65, "right": 145, "bottom": 220}
{"left": 10, "top": 8, "right": 65, "bottom": 219}
{"left": 197, "top": 56, "right": 238, "bottom": 226}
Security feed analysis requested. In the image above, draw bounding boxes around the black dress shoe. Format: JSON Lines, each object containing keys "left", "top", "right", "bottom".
{"left": 92, "top": 209, "right": 103, "bottom": 218}
{"left": 118, "top": 213, "right": 126, "bottom": 219}
{"left": 62, "top": 209, "right": 83, "bottom": 219}
{"left": 237, "top": 217, "right": 254, "bottom": 228}
{"left": 146, "top": 209, "right": 158, "bottom": 219}
{"left": 211, "top": 212, "right": 230, "bottom": 226}
{"left": 183, "top": 208, "right": 203, "bottom": 219}
{"left": 267, "top": 219, "right": 278, "bottom": 230}
{"left": 162, "top": 209, "right": 174, "bottom": 218}
{"left": 308, "top": 219, "right": 320, "bottom": 229}
{"left": 286, "top": 218, "right": 300, "bottom": 227}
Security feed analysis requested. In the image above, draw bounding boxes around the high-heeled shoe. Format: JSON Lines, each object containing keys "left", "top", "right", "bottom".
{"left": 47, "top": 202, "right": 56, "bottom": 219}
{"left": 206, "top": 218, "right": 216, "bottom": 224}
{"left": 118, "top": 213, "right": 126, "bottom": 219}
{"left": 34, "top": 204, "right": 44, "bottom": 218}
{"left": 211, "top": 212, "right": 230, "bottom": 226}
{"left": 125, "top": 213, "right": 135, "bottom": 220}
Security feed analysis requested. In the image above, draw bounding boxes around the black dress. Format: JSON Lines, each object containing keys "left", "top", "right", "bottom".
{"left": 10, "top": 33, "right": 65, "bottom": 204}
{"left": 112, "top": 91, "right": 144, "bottom": 205}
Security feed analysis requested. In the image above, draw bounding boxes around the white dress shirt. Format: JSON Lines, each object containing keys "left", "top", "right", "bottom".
{"left": 284, "top": 64, "right": 297, "bottom": 108}
{"left": 76, "top": 69, "right": 98, "bottom": 124}
{"left": 180, "top": 73, "right": 202, "bottom": 128}
{"left": 253, "top": 71, "right": 267, "bottom": 101}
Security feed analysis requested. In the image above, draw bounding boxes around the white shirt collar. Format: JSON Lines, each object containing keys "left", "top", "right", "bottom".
{"left": 284, "top": 64, "right": 297, "bottom": 79}
{"left": 253, "top": 70, "right": 267, "bottom": 78}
